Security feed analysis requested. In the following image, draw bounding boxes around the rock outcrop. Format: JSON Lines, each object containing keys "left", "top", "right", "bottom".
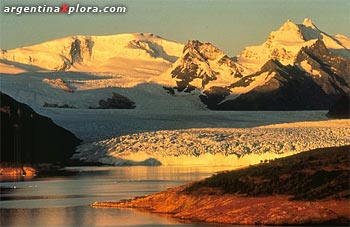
{"left": 327, "top": 95, "right": 350, "bottom": 119}
{"left": 0, "top": 92, "right": 81, "bottom": 163}
{"left": 97, "top": 92, "right": 136, "bottom": 109}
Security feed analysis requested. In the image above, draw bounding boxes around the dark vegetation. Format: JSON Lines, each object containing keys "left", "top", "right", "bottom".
{"left": 0, "top": 92, "right": 81, "bottom": 164}
{"left": 186, "top": 145, "right": 350, "bottom": 201}
{"left": 163, "top": 86, "right": 175, "bottom": 95}
{"left": 43, "top": 103, "right": 76, "bottom": 109}
{"left": 326, "top": 95, "right": 350, "bottom": 119}
{"left": 93, "top": 92, "right": 136, "bottom": 109}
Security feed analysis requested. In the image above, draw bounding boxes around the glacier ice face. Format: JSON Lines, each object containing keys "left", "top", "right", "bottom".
{"left": 74, "top": 120, "right": 350, "bottom": 166}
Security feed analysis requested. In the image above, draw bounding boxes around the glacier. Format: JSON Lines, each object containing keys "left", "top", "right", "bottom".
{"left": 74, "top": 120, "right": 350, "bottom": 166}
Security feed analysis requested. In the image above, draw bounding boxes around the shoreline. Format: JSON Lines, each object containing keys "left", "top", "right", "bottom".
{"left": 0, "top": 164, "right": 37, "bottom": 176}
{"left": 92, "top": 145, "right": 350, "bottom": 226}
{"left": 0, "top": 160, "right": 103, "bottom": 180}
{"left": 92, "top": 184, "right": 350, "bottom": 226}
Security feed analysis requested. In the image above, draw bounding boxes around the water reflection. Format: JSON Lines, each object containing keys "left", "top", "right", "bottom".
{"left": 1, "top": 206, "right": 193, "bottom": 226}
{"left": 0, "top": 174, "right": 35, "bottom": 182}
{"left": 0, "top": 166, "right": 237, "bottom": 227}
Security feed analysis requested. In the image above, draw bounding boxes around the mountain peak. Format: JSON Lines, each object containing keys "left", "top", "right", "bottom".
{"left": 183, "top": 40, "right": 226, "bottom": 61}
{"left": 184, "top": 40, "right": 203, "bottom": 49}
{"left": 302, "top": 18, "right": 317, "bottom": 29}
{"left": 167, "top": 39, "right": 242, "bottom": 92}
{"left": 279, "top": 19, "right": 300, "bottom": 31}
{"left": 237, "top": 18, "right": 349, "bottom": 73}
{"left": 260, "top": 59, "right": 285, "bottom": 73}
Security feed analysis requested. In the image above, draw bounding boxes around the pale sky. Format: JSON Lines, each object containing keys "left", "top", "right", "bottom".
{"left": 0, "top": 0, "right": 349, "bottom": 55}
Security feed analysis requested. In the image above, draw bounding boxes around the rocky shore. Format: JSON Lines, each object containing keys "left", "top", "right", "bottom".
{"left": 92, "top": 146, "right": 350, "bottom": 225}
{"left": 0, "top": 164, "right": 37, "bottom": 176}
{"left": 92, "top": 185, "right": 349, "bottom": 225}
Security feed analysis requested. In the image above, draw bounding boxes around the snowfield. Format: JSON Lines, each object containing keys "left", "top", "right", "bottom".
{"left": 1, "top": 71, "right": 331, "bottom": 138}
{"left": 0, "top": 33, "right": 183, "bottom": 75}
{"left": 0, "top": 71, "right": 205, "bottom": 112}
{"left": 74, "top": 120, "right": 350, "bottom": 166}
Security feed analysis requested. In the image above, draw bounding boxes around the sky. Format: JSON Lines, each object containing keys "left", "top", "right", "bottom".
{"left": 0, "top": 0, "right": 349, "bottom": 56}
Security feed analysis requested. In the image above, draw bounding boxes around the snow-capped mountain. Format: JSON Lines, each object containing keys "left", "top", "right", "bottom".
{"left": 162, "top": 40, "right": 244, "bottom": 92}
{"left": 0, "top": 33, "right": 184, "bottom": 78}
{"left": 1, "top": 19, "right": 349, "bottom": 110}
{"left": 167, "top": 19, "right": 349, "bottom": 110}
{"left": 203, "top": 38, "right": 350, "bottom": 110}
{"left": 237, "top": 18, "right": 349, "bottom": 73}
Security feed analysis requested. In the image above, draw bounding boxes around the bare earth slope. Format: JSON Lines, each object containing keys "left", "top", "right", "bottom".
{"left": 93, "top": 145, "right": 350, "bottom": 225}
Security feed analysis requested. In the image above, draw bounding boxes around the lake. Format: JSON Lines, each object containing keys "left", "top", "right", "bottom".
{"left": 0, "top": 166, "right": 241, "bottom": 227}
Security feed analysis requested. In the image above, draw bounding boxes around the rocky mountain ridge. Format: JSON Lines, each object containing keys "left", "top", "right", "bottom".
{"left": 169, "top": 19, "right": 349, "bottom": 110}
{"left": 1, "top": 19, "right": 349, "bottom": 110}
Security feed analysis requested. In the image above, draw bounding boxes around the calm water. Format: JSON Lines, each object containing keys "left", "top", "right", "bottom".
{"left": 0, "top": 166, "right": 241, "bottom": 227}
